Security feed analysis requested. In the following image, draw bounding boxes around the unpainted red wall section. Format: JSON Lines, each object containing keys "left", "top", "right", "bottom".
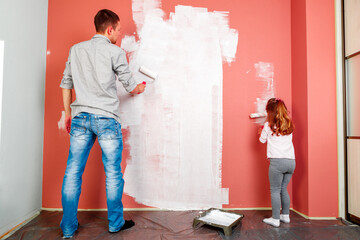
{"left": 291, "top": 0, "right": 338, "bottom": 217}
{"left": 306, "top": 0, "right": 338, "bottom": 217}
{"left": 291, "top": 0, "right": 309, "bottom": 216}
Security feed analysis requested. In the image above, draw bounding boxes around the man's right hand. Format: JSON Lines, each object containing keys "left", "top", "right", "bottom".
{"left": 65, "top": 115, "right": 72, "bottom": 133}
{"left": 62, "top": 88, "right": 73, "bottom": 133}
{"left": 130, "top": 82, "right": 146, "bottom": 94}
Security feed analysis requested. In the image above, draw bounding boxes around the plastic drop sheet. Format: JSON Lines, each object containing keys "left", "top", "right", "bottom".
{"left": 5, "top": 210, "right": 360, "bottom": 240}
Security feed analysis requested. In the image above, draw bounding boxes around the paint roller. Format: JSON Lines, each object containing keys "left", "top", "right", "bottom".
{"left": 249, "top": 113, "right": 267, "bottom": 119}
{"left": 139, "top": 66, "right": 158, "bottom": 81}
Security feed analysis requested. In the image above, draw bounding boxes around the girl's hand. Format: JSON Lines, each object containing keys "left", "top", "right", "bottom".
{"left": 258, "top": 126, "right": 264, "bottom": 135}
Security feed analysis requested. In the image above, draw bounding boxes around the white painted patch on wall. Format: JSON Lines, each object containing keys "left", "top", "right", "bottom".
{"left": 253, "top": 62, "right": 275, "bottom": 125}
{"left": 58, "top": 111, "right": 66, "bottom": 130}
{"left": 131, "top": 0, "right": 163, "bottom": 30}
{"left": 118, "top": 0, "right": 238, "bottom": 209}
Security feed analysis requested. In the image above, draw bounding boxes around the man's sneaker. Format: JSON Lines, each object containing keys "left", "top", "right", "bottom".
{"left": 263, "top": 217, "right": 280, "bottom": 227}
{"left": 62, "top": 223, "right": 79, "bottom": 239}
{"left": 109, "top": 220, "right": 135, "bottom": 233}
{"left": 280, "top": 214, "right": 290, "bottom": 223}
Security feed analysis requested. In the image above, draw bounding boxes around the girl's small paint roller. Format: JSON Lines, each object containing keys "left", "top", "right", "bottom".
{"left": 139, "top": 66, "right": 158, "bottom": 80}
{"left": 249, "top": 113, "right": 267, "bottom": 119}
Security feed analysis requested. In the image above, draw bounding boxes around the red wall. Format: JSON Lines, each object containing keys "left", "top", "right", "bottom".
{"left": 306, "top": 0, "right": 338, "bottom": 217}
{"left": 291, "top": 0, "right": 309, "bottom": 216}
{"left": 291, "top": 0, "right": 338, "bottom": 217}
{"left": 43, "top": 0, "right": 338, "bottom": 217}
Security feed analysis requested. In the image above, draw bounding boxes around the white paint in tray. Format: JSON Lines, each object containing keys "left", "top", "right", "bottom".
{"left": 198, "top": 209, "right": 241, "bottom": 226}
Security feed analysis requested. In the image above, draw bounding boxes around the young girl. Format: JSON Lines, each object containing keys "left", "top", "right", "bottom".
{"left": 259, "top": 98, "right": 295, "bottom": 227}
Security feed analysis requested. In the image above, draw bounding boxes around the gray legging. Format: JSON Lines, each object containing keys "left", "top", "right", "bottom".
{"left": 269, "top": 158, "right": 296, "bottom": 219}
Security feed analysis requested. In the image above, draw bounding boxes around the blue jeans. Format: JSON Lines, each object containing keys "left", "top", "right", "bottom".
{"left": 60, "top": 113, "right": 125, "bottom": 237}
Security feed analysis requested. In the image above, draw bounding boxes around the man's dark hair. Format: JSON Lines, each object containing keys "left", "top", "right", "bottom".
{"left": 94, "top": 9, "right": 120, "bottom": 33}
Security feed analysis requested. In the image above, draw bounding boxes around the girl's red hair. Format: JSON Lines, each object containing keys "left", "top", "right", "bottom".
{"left": 266, "top": 98, "right": 294, "bottom": 136}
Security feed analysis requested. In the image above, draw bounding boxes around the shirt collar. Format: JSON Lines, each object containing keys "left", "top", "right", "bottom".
{"left": 92, "top": 34, "right": 111, "bottom": 43}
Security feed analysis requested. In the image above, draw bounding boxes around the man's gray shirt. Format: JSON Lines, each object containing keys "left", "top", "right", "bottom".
{"left": 60, "top": 34, "right": 137, "bottom": 123}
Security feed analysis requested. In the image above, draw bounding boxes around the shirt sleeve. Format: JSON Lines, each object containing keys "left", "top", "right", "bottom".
{"left": 60, "top": 48, "right": 74, "bottom": 89}
{"left": 259, "top": 122, "right": 269, "bottom": 143}
{"left": 113, "top": 48, "right": 137, "bottom": 93}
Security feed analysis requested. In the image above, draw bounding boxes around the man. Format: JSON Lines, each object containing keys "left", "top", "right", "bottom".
{"left": 59, "top": 9, "right": 145, "bottom": 239}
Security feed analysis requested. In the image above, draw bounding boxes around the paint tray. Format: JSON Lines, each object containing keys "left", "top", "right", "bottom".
{"left": 193, "top": 208, "right": 244, "bottom": 236}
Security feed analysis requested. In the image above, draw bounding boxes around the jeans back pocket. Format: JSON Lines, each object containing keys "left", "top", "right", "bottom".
{"left": 70, "top": 114, "right": 87, "bottom": 137}
{"left": 97, "top": 117, "right": 121, "bottom": 140}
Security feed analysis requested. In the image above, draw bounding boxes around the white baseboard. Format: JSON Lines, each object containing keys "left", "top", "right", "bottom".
{"left": 0, "top": 209, "right": 40, "bottom": 239}
{"left": 40, "top": 207, "right": 337, "bottom": 220}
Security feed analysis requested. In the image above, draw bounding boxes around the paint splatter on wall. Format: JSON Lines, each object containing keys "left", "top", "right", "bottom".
{"left": 117, "top": 0, "right": 238, "bottom": 209}
{"left": 254, "top": 62, "right": 275, "bottom": 125}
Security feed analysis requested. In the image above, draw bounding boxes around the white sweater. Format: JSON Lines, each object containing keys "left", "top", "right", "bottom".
{"left": 259, "top": 122, "right": 295, "bottom": 159}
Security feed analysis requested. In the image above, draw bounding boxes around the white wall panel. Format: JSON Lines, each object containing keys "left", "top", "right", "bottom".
{"left": 0, "top": 0, "right": 48, "bottom": 236}
{"left": 345, "top": 0, "right": 360, "bottom": 56}
{"left": 347, "top": 139, "right": 360, "bottom": 218}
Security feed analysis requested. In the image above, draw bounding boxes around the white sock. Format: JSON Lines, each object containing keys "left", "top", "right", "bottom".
{"left": 280, "top": 214, "right": 290, "bottom": 223}
{"left": 263, "top": 217, "right": 280, "bottom": 227}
